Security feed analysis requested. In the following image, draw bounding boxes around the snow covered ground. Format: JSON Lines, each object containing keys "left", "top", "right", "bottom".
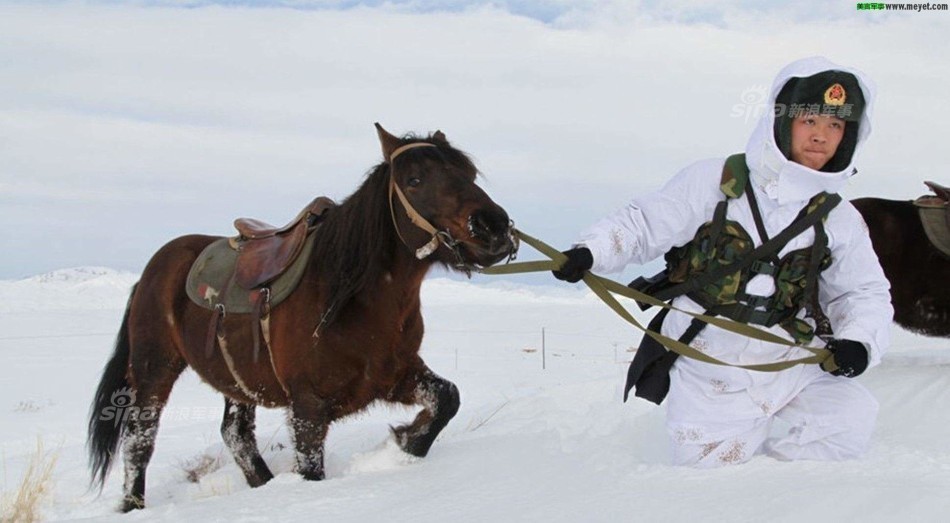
{"left": 2, "top": 268, "right": 949, "bottom": 522}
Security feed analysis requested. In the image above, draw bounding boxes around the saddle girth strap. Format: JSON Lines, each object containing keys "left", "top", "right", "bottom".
{"left": 249, "top": 291, "right": 286, "bottom": 396}
{"left": 206, "top": 304, "right": 224, "bottom": 359}
{"left": 250, "top": 288, "right": 271, "bottom": 364}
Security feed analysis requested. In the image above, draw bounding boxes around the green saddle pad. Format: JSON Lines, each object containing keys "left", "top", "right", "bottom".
{"left": 185, "top": 232, "right": 317, "bottom": 314}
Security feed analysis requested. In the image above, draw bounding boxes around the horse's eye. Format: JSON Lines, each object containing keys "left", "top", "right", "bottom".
{"left": 408, "top": 177, "right": 421, "bottom": 188}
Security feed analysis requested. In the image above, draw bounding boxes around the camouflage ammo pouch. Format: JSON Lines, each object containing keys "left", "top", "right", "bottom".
{"left": 624, "top": 154, "right": 840, "bottom": 404}
{"left": 662, "top": 202, "right": 833, "bottom": 345}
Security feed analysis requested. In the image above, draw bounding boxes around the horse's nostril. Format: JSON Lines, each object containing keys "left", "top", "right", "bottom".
{"left": 470, "top": 209, "right": 510, "bottom": 239}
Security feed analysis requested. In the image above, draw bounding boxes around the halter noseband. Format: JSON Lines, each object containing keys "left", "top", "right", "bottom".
{"left": 387, "top": 142, "right": 468, "bottom": 266}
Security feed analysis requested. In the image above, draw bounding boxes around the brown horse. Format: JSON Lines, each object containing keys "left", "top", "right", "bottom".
{"left": 87, "top": 124, "right": 517, "bottom": 512}
{"left": 852, "top": 193, "right": 950, "bottom": 337}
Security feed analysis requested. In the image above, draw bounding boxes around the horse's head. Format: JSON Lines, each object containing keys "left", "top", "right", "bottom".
{"left": 376, "top": 123, "right": 518, "bottom": 272}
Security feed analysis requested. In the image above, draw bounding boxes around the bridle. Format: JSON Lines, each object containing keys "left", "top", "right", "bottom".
{"left": 386, "top": 142, "right": 472, "bottom": 270}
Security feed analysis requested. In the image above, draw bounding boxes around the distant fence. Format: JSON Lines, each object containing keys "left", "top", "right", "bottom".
{"left": 0, "top": 326, "right": 642, "bottom": 371}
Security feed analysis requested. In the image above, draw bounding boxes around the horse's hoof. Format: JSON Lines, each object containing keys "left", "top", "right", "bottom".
{"left": 300, "top": 469, "right": 325, "bottom": 481}
{"left": 246, "top": 468, "right": 274, "bottom": 488}
{"left": 391, "top": 425, "right": 431, "bottom": 457}
{"left": 119, "top": 495, "right": 145, "bottom": 513}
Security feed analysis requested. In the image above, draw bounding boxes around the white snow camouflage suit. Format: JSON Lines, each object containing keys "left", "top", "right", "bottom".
{"left": 575, "top": 57, "right": 893, "bottom": 467}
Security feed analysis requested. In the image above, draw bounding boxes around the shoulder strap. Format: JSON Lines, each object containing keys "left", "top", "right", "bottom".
{"left": 720, "top": 153, "right": 749, "bottom": 198}
{"left": 707, "top": 199, "right": 729, "bottom": 247}
{"left": 744, "top": 183, "right": 781, "bottom": 264}
{"left": 802, "top": 204, "right": 831, "bottom": 313}
{"left": 744, "top": 185, "right": 769, "bottom": 243}
{"left": 706, "top": 153, "right": 748, "bottom": 263}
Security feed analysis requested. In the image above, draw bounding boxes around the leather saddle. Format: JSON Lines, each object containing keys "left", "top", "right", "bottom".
{"left": 186, "top": 196, "right": 336, "bottom": 314}
{"left": 232, "top": 196, "right": 336, "bottom": 290}
{"left": 184, "top": 195, "right": 336, "bottom": 363}
{"left": 914, "top": 181, "right": 950, "bottom": 258}
{"left": 915, "top": 181, "right": 950, "bottom": 209}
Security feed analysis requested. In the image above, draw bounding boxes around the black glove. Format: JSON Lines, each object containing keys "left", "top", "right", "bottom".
{"left": 822, "top": 338, "right": 869, "bottom": 378}
{"left": 552, "top": 247, "right": 593, "bottom": 283}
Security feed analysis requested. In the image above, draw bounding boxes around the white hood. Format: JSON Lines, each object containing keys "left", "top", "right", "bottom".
{"left": 744, "top": 56, "right": 876, "bottom": 205}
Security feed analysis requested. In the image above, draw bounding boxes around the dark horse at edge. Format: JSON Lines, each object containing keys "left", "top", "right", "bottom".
{"left": 852, "top": 191, "right": 950, "bottom": 338}
{"left": 88, "top": 124, "right": 517, "bottom": 511}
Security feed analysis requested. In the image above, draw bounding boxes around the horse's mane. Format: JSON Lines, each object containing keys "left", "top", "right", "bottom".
{"left": 311, "top": 133, "right": 477, "bottom": 327}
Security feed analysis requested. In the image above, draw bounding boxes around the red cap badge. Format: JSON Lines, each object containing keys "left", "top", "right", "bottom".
{"left": 824, "top": 83, "right": 847, "bottom": 106}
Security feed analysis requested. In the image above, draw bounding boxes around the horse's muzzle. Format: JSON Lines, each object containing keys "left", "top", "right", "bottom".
{"left": 468, "top": 209, "right": 518, "bottom": 263}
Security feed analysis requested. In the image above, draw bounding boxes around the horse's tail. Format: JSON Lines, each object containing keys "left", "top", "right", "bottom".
{"left": 87, "top": 282, "right": 137, "bottom": 490}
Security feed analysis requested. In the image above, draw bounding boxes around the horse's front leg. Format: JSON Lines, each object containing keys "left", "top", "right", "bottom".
{"left": 388, "top": 367, "right": 460, "bottom": 457}
{"left": 220, "top": 397, "right": 274, "bottom": 487}
{"left": 288, "top": 392, "right": 331, "bottom": 480}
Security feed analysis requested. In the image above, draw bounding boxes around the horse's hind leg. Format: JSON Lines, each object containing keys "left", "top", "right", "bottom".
{"left": 220, "top": 397, "right": 274, "bottom": 487}
{"left": 121, "top": 357, "right": 185, "bottom": 512}
{"left": 389, "top": 367, "right": 460, "bottom": 457}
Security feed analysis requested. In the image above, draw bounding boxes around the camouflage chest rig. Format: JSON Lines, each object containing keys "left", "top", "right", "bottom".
{"left": 624, "top": 154, "right": 841, "bottom": 404}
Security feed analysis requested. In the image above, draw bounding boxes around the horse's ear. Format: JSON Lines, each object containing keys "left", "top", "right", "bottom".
{"left": 375, "top": 123, "right": 402, "bottom": 162}
{"left": 433, "top": 130, "right": 447, "bottom": 142}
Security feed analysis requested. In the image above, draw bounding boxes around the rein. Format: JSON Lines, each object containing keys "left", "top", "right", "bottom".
{"left": 387, "top": 142, "right": 470, "bottom": 269}
{"left": 481, "top": 229, "right": 836, "bottom": 373}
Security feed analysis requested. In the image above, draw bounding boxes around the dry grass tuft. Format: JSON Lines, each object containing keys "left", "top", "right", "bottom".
{"left": 1, "top": 438, "right": 59, "bottom": 523}
{"left": 178, "top": 452, "right": 224, "bottom": 484}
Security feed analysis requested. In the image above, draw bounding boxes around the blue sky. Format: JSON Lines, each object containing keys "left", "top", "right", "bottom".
{"left": 1, "top": 1, "right": 947, "bottom": 283}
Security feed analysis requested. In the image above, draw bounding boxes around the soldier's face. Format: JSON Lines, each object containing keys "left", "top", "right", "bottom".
{"left": 790, "top": 114, "right": 846, "bottom": 170}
